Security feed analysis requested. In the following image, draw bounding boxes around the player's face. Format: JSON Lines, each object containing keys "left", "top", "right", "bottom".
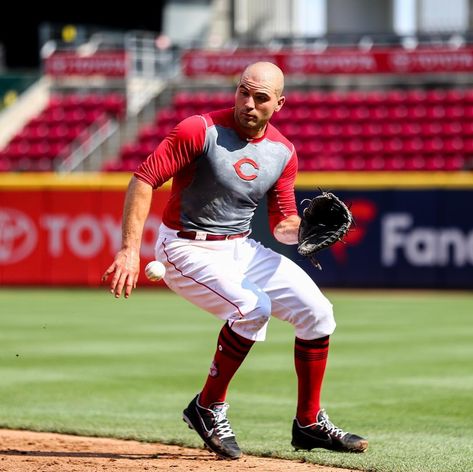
{"left": 234, "top": 77, "right": 285, "bottom": 138}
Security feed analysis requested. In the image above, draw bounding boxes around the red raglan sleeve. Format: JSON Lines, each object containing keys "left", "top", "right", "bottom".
{"left": 134, "top": 115, "right": 206, "bottom": 188}
{"left": 266, "top": 146, "right": 299, "bottom": 233}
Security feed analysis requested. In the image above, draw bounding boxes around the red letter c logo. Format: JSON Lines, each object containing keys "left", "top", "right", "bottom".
{"left": 233, "top": 157, "right": 259, "bottom": 181}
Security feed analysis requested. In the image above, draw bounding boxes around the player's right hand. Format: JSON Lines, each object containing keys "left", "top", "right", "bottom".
{"left": 102, "top": 248, "right": 140, "bottom": 299}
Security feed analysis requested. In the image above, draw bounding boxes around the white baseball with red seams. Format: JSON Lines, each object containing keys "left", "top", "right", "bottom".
{"left": 145, "top": 260, "right": 166, "bottom": 281}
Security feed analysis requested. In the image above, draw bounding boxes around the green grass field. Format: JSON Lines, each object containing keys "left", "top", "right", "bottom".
{"left": 0, "top": 288, "right": 472, "bottom": 472}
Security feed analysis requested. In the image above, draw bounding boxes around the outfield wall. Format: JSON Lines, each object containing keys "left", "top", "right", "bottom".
{"left": 1, "top": 172, "right": 473, "bottom": 288}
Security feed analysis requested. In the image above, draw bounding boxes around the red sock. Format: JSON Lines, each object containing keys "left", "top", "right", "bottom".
{"left": 199, "top": 323, "right": 255, "bottom": 408}
{"left": 294, "top": 335, "right": 330, "bottom": 426}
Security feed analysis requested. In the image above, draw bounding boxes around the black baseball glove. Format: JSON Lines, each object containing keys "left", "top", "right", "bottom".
{"left": 297, "top": 191, "right": 353, "bottom": 270}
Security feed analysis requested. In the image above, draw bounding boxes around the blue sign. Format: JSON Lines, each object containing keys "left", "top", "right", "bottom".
{"left": 290, "top": 190, "right": 473, "bottom": 288}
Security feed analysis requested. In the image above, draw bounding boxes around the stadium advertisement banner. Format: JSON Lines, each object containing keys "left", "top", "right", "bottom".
{"left": 0, "top": 189, "right": 169, "bottom": 286}
{"left": 293, "top": 190, "right": 473, "bottom": 288}
{"left": 1, "top": 187, "right": 472, "bottom": 288}
{"left": 44, "top": 51, "right": 128, "bottom": 77}
{"left": 182, "top": 47, "right": 473, "bottom": 76}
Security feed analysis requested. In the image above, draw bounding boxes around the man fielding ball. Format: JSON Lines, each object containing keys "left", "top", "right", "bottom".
{"left": 102, "top": 62, "right": 368, "bottom": 460}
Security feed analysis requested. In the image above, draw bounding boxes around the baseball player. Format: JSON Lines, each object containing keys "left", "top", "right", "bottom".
{"left": 102, "top": 62, "right": 368, "bottom": 460}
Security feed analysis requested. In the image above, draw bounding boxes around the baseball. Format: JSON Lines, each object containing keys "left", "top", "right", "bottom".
{"left": 145, "top": 260, "right": 166, "bottom": 281}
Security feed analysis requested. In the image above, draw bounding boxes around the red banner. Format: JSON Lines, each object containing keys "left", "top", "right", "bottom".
{"left": 182, "top": 47, "right": 473, "bottom": 76}
{"left": 0, "top": 188, "right": 170, "bottom": 286}
{"left": 44, "top": 51, "right": 128, "bottom": 77}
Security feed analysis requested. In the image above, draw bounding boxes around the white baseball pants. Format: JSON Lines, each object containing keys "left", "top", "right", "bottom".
{"left": 155, "top": 224, "right": 335, "bottom": 342}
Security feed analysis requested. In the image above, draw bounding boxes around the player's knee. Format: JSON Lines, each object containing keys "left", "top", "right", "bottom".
{"left": 316, "top": 302, "right": 336, "bottom": 336}
{"left": 248, "top": 297, "right": 272, "bottom": 328}
{"left": 231, "top": 295, "right": 271, "bottom": 341}
{"left": 295, "top": 298, "right": 336, "bottom": 339}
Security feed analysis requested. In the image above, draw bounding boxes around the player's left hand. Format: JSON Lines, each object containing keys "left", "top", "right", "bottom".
{"left": 297, "top": 191, "right": 353, "bottom": 270}
{"left": 102, "top": 247, "right": 140, "bottom": 299}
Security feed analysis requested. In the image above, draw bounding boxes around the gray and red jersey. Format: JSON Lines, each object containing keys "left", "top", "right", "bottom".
{"left": 135, "top": 108, "right": 298, "bottom": 234}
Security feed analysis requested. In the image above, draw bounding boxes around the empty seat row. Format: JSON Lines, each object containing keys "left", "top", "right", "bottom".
{"left": 172, "top": 88, "right": 473, "bottom": 108}
{"left": 47, "top": 93, "right": 126, "bottom": 117}
{"left": 295, "top": 137, "right": 473, "bottom": 156}
{"left": 278, "top": 121, "right": 473, "bottom": 138}
{"left": 300, "top": 154, "right": 469, "bottom": 171}
{"left": 0, "top": 92, "right": 126, "bottom": 172}
{"left": 104, "top": 88, "right": 473, "bottom": 172}
{"left": 11, "top": 123, "right": 87, "bottom": 143}
{"left": 158, "top": 104, "right": 473, "bottom": 125}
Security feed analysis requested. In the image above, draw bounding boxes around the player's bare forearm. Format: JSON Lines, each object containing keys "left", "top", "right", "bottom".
{"left": 102, "top": 177, "right": 153, "bottom": 298}
{"left": 273, "top": 214, "right": 301, "bottom": 245}
{"left": 121, "top": 177, "right": 153, "bottom": 251}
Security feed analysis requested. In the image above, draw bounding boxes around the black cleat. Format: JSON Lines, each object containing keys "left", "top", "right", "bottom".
{"left": 183, "top": 394, "right": 241, "bottom": 460}
{"left": 291, "top": 409, "right": 368, "bottom": 453}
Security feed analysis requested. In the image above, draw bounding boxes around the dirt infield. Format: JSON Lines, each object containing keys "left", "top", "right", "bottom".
{"left": 0, "top": 429, "right": 354, "bottom": 472}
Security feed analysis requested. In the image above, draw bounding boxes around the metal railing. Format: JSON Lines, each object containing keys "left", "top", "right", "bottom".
{"left": 56, "top": 116, "right": 119, "bottom": 172}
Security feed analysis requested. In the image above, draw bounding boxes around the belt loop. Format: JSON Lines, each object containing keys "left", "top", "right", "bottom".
{"left": 195, "top": 231, "right": 207, "bottom": 240}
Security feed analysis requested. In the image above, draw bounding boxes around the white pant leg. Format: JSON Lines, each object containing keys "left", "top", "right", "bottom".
{"left": 155, "top": 226, "right": 271, "bottom": 341}
{"left": 240, "top": 238, "right": 336, "bottom": 340}
{"left": 155, "top": 225, "right": 334, "bottom": 342}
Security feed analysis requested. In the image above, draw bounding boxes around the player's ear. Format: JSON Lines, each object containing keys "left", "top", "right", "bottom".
{"left": 275, "top": 95, "right": 285, "bottom": 112}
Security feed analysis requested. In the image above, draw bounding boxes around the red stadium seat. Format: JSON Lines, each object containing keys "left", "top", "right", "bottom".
{"left": 400, "top": 122, "right": 421, "bottom": 136}
{"left": 344, "top": 90, "right": 366, "bottom": 106}
{"left": 299, "top": 123, "right": 322, "bottom": 139}
{"left": 445, "top": 89, "right": 464, "bottom": 104}
{"left": 293, "top": 107, "right": 313, "bottom": 123}
{"left": 104, "top": 94, "right": 126, "bottom": 117}
{"left": 463, "top": 89, "right": 473, "bottom": 103}
{"left": 442, "top": 122, "right": 462, "bottom": 136}
{"left": 403, "top": 138, "right": 424, "bottom": 154}
{"left": 463, "top": 122, "right": 473, "bottom": 136}
{"left": 384, "top": 138, "right": 403, "bottom": 154}
{"left": 361, "top": 122, "right": 383, "bottom": 137}
{"left": 349, "top": 106, "right": 370, "bottom": 121}
{"left": 444, "top": 154, "right": 465, "bottom": 170}
{"left": 345, "top": 155, "right": 367, "bottom": 170}
{"left": 364, "top": 139, "right": 384, "bottom": 154}
{"left": 385, "top": 90, "right": 407, "bottom": 105}
{"left": 364, "top": 155, "right": 386, "bottom": 170}
{"left": 381, "top": 122, "right": 402, "bottom": 136}
{"left": 341, "top": 123, "right": 362, "bottom": 137}
{"left": 320, "top": 123, "right": 342, "bottom": 138}
{"left": 364, "top": 90, "right": 386, "bottom": 106}
{"left": 173, "top": 91, "right": 194, "bottom": 108}
{"left": 445, "top": 105, "right": 464, "bottom": 120}
{"left": 423, "top": 138, "right": 445, "bottom": 153}
{"left": 425, "top": 89, "right": 447, "bottom": 104}
{"left": 383, "top": 155, "right": 406, "bottom": 170}
{"left": 343, "top": 139, "right": 363, "bottom": 155}
{"left": 404, "top": 155, "right": 427, "bottom": 170}
{"left": 331, "top": 107, "right": 350, "bottom": 121}
{"left": 278, "top": 123, "right": 300, "bottom": 139}
{"left": 444, "top": 138, "right": 464, "bottom": 153}
{"left": 405, "top": 89, "right": 427, "bottom": 104}
{"left": 371, "top": 106, "right": 389, "bottom": 121}
{"left": 288, "top": 90, "right": 307, "bottom": 106}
